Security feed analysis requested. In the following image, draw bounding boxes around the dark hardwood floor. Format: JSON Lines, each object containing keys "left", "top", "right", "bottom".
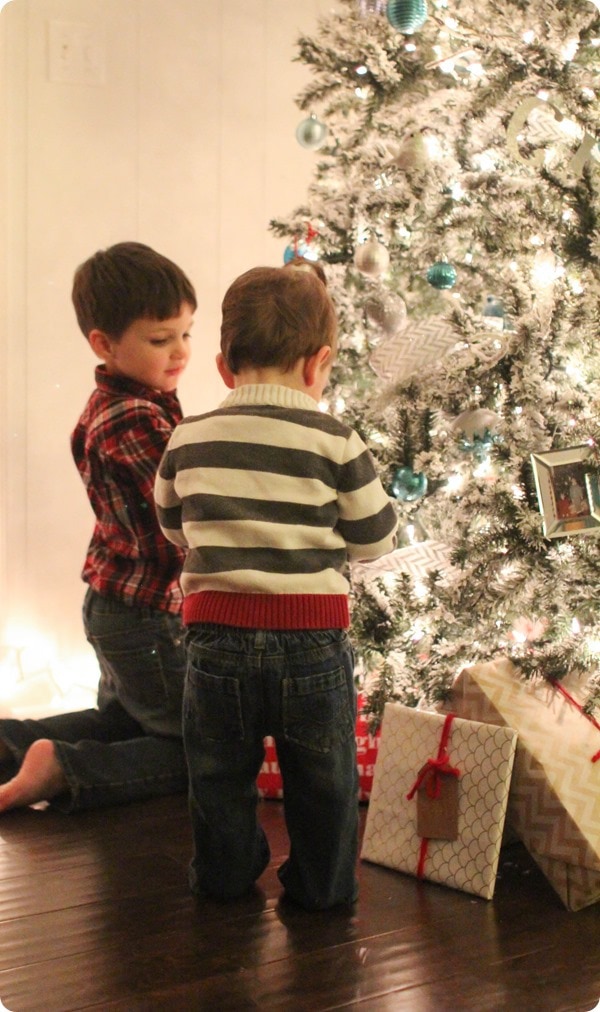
{"left": 0, "top": 793, "right": 598, "bottom": 1011}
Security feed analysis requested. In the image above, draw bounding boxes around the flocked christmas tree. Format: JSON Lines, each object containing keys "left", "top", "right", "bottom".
{"left": 271, "top": 0, "right": 600, "bottom": 725}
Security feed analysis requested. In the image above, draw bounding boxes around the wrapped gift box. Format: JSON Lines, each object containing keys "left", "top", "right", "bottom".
{"left": 258, "top": 737, "right": 284, "bottom": 800}
{"left": 360, "top": 702, "right": 518, "bottom": 899}
{"left": 355, "top": 701, "right": 381, "bottom": 802}
{"left": 257, "top": 693, "right": 380, "bottom": 803}
{"left": 449, "top": 659, "right": 600, "bottom": 911}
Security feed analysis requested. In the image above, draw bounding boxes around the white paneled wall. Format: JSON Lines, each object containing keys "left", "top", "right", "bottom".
{"left": 0, "top": 0, "right": 334, "bottom": 714}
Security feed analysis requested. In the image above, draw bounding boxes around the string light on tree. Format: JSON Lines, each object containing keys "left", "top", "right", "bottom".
{"left": 531, "top": 248, "right": 562, "bottom": 290}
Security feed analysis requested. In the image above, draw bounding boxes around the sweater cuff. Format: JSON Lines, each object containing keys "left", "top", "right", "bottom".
{"left": 182, "top": 592, "right": 349, "bottom": 629}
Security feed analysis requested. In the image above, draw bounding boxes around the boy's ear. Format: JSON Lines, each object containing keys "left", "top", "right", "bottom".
{"left": 88, "top": 328, "right": 115, "bottom": 363}
{"left": 303, "top": 345, "right": 332, "bottom": 387}
{"left": 216, "top": 352, "right": 236, "bottom": 389}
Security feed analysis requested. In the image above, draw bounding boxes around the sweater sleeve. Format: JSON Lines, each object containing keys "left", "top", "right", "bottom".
{"left": 335, "top": 431, "right": 398, "bottom": 562}
{"left": 154, "top": 438, "right": 188, "bottom": 548}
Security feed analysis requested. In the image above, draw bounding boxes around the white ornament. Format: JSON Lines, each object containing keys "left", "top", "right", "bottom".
{"left": 365, "top": 291, "right": 408, "bottom": 338}
{"left": 354, "top": 238, "right": 390, "bottom": 278}
{"left": 394, "top": 132, "right": 429, "bottom": 173}
{"left": 452, "top": 408, "right": 500, "bottom": 441}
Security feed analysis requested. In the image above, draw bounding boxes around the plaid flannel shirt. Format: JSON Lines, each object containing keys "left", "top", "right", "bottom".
{"left": 72, "top": 366, "right": 185, "bottom": 613}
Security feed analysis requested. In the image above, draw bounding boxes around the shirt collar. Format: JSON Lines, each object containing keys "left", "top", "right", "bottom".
{"left": 220, "top": 383, "right": 320, "bottom": 412}
{"left": 94, "top": 364, "right": 181, "bottom": 408}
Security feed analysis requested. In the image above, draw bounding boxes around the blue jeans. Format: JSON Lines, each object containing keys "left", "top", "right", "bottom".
{"left": 183, "top": 625, "right": 359, "bottom": 910}
{"left": 0, "top": 589, "right": 188, "bottom": 811}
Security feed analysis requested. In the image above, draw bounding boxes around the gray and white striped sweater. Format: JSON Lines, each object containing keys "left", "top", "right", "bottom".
{"left": 154, "top": 384, "right": 398, "bottom": 629}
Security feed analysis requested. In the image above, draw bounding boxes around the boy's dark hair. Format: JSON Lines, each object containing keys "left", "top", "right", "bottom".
{"left": 72, "top": 241, "right": 197, "bottom": 340}
{"left": 283, "top": 255, "right": 327, "bottom": 286}
{"left": 220, "top": 265, "right": 337, "bottom": 374}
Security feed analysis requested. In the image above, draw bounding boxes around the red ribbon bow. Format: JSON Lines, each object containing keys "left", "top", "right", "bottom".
{"left": 406, "top": 751, "right": 461, "bottom": 800}
{"left": 406, "top": 712, "right": 460, "bottom": 878}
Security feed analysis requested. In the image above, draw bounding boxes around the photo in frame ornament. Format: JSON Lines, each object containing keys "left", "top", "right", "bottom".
{"left": 530, "top": 444, "right": 600, "bottom": 538}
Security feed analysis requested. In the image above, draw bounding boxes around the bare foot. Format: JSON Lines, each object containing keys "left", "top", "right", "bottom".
{"left": 0, "top": 739, "right": 68, "bottom": 812}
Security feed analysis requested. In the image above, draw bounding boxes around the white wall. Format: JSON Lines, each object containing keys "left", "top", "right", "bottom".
{"left": 0, "top": 0, "right": 333, "bottom": 713}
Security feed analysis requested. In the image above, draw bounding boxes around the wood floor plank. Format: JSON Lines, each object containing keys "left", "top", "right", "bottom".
{"left": 0, "top": 795, "right": 597, "bottom": 1011}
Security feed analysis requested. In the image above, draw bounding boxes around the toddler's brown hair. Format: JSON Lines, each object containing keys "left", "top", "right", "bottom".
{"left": 220, "top": 265, "right": 337, "bottom": 374}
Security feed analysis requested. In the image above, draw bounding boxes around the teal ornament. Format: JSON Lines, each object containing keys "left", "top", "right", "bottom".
{"left": 459, "top": 429, "right": 496, "bottom": 462}
{"left": 283, "top": 241, "right": 318, "bottom": 265}
{"left": 387, "top": 0, "right": 428, "bottom": 34}
{"left": 391, "top": 466, "right": 428, "bottom": 502}
{"left": 295, "top": 114, "right": 328, "bottom": 151}
{"left": 453, "top": 407, "right": 501, "bottom": 461}
{"left": 427, "top": 261, "right": 457, "bottom": 289}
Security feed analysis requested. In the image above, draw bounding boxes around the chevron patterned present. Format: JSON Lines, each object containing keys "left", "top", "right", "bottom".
{"left": 449, "top": 659, "right": 600, "bottom": 911}
{"left": 351, "top": 541, "right": 450, "bottom": 587}
{"left": 369, "top": 315, "right": 458, "bottom": 384}
{"left": 361, "top": 703, "right": 518, "bottom": 899}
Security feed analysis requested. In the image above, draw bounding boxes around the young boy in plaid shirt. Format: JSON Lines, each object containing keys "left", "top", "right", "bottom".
{"left": 0, "top": 242, "right": 196, "bottom": 812}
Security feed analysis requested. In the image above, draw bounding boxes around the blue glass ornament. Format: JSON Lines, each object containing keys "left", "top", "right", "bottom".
{"left": 482, "top": 294, "right": 505, "bottom": 330}
{"left": 387, "top": 0, "right": 428, "bottom": 34}
{"left": 283, "top": 241, "right": 318, "bottom": 265}
{"left": 426, "top": 261, "right": 457, "bottom": 289}
{"left": 391, "top": 466, "right": 428, "bottom": 502}
{"left": 482, "top": 294, "right": 504, "bottom": 318}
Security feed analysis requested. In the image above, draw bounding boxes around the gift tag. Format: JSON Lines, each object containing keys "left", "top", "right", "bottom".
{"left": 416, "top": 769, "right": 459, "bottom": 840}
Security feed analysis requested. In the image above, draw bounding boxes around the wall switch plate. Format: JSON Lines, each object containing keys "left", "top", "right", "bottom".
{"left": 48, "top": 20, "right": 106, "bottom": 85}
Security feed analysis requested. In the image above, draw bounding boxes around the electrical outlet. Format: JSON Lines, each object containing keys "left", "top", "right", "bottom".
{"left": 48, "top": 20, "right": 105, "bottom": 85}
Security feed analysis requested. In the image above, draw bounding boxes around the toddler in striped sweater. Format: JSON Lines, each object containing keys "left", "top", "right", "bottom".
{"left": 155, "top": 263, "right": 397, "bottom": 910}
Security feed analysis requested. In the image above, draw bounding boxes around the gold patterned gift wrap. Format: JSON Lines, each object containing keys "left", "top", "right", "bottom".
{"left": 361, "top": 702, "right": 518, "bottom": 899}
{"left": 449, "top": 659, "right": 600, "bottom": 911}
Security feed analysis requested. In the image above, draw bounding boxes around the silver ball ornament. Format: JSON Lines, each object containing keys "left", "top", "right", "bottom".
{"left": 354, "top": 239, "right": 390, "bottom": 278}
{"left": 365, "top": 292, "right": 408, "bottom": 337}
{"left": 295, "top": 115, "right": 328, "bottom": 151}
{"left": 452, "top": 408, "right": 501, "bottom": 441}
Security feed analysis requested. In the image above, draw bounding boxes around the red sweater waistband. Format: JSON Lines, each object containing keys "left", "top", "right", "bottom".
{"left": 182, "top": 591, "right": 349, "bottom": 629}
